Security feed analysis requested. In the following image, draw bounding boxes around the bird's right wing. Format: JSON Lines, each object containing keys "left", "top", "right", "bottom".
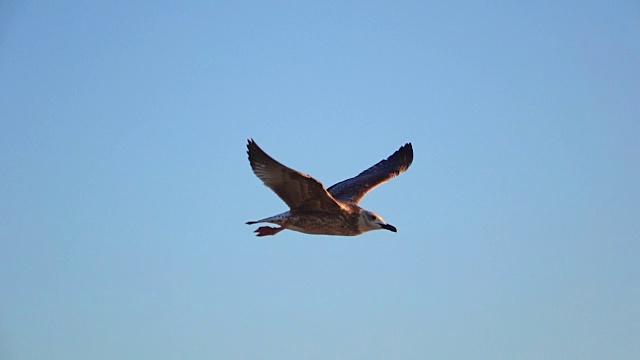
{"left": 327, "top": 143, "right": 413, "bottom": 204}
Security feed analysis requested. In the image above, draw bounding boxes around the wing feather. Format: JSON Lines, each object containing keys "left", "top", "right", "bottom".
{"left": 247, "top": 139, "right": 342, "bottom": 212}
{"left": 327, "top": 143, "right": 413, "bottom": 204}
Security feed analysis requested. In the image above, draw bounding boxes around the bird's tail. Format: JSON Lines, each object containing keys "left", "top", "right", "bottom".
{"left": 245, "top": 212, "right": 288, "bottom": 226}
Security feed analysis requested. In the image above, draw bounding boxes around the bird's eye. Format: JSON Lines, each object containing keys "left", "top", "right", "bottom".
{"left": 369, "top": 214, "right": 376, "bottom": 221}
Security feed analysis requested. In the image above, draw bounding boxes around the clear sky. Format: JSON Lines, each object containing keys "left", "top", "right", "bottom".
{"left": 1, "top": 1, "right": 639, "bottom": 359}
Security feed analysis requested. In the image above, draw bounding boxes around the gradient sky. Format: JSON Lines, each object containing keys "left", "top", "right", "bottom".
{"left": 1, "top": 1, "right": 639, "bottom": 359}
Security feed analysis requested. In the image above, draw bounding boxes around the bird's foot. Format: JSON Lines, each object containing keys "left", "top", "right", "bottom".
{"left": 254, "top": 226, "right": 284, "bottom": 237}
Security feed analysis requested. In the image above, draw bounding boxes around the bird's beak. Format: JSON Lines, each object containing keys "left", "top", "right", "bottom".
{"left": 379, "top": 223, "right": 397, "bottom": 232}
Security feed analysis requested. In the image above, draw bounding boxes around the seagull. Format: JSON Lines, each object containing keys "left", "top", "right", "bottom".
{"left": 245, "top": 139, "right": 413, "bottom": 237}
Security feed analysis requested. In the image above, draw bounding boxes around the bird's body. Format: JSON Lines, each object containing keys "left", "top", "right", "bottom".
{"left": 247, "top": 205, "right": 362, "bottom": 236}
{"left": 245, "top": 139, "right": 413, "bottom": 237}
{"left": 248, "top": 210, "right": 358, "bottom": 236}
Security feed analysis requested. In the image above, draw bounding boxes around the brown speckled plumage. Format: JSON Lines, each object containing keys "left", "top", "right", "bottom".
{"left": 245, "top": 139, "right": 413, "bottom": 237}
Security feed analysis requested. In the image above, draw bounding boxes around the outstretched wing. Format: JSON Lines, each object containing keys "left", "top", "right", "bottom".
{"left": 327, "top": 143, "right": 413, "bottom": 204}
{"left": 247, "top": 139, "right": 343, "bottom": 212}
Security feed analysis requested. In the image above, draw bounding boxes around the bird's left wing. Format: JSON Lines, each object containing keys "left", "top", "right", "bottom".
{"left": 247, "top": 139, "right": 342, "bottom": 212}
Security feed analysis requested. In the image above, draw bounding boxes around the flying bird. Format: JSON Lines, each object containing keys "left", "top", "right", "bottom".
{"left": 245, "top": 139, "right": 413, "bottom": 236}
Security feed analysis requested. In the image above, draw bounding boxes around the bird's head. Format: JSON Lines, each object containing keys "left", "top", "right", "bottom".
{"left": 357, "top": 210, "right": 397, "bottom": 233}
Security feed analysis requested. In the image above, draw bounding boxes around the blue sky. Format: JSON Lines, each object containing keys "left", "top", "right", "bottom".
{"left": 1, "top": 1, "right": 639, "bottom": 359}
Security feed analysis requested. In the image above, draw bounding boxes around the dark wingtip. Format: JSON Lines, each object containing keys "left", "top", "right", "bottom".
{"left": 398, "top": 142, "right": 414, "bottom": 169}
{"left": 246, "top": 138, "right": 256, "bottom": 153}
{"left": 246, "top": 138, "right": 261, "bottom": 163}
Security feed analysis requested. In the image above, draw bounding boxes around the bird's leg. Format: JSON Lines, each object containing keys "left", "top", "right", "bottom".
{"left": 254, "top": 226, "right": 285, "bottom": 237}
